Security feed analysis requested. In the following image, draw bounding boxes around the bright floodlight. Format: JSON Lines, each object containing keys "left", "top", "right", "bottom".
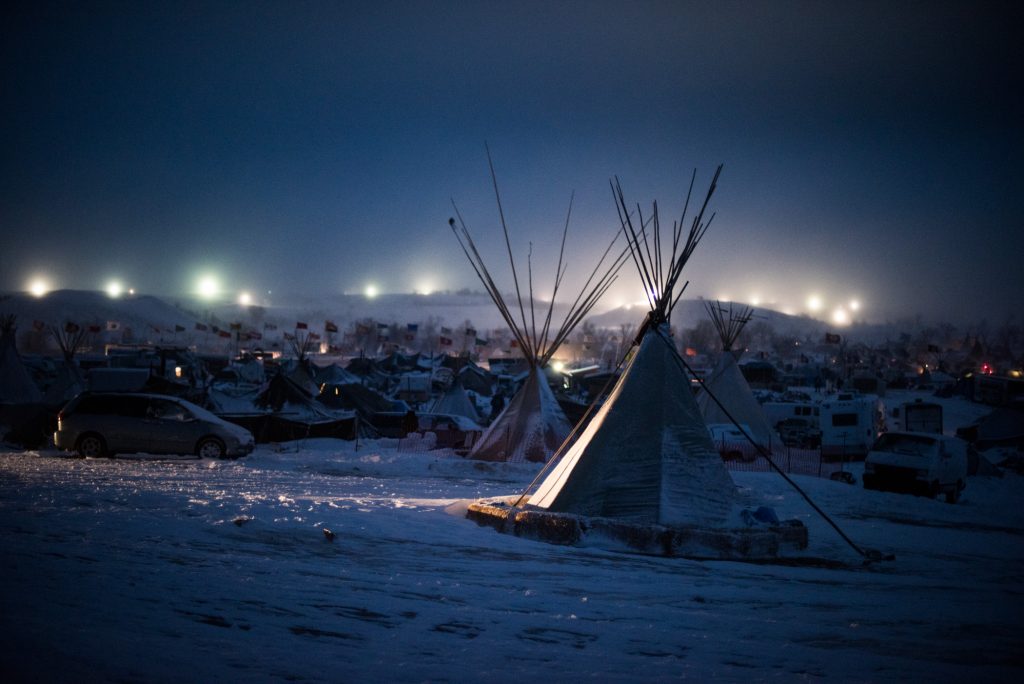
{"left": 365, "top": 284, "right": 378, "bottom": 298}
{"left": 197, "top": 275, "right": 220, "bottom": 299}
{"left": 832, "top": 308, "right": 850, "bottom": 325}
{"left": 238, "top": 291, "right": 252, "bottom": 306}
{"left": 416, "top": 281, "right": 434, "bottom": 296}
{"left": 807, "top": 294, "right": 823, "bottom": 312}
{"left": 750, "top": 295, "right": 761, "bottom": 306}
{"left": 106, "top": 281, "right": 123, "bottom": 298}
{"left": 28, "top": 278, "right": 49, "bottom": 297}
{"left": 849, "top": 299, "right": 861, "bottom": 311}
{"left": 552, "top": 361, "right": 565, "bottom": 373}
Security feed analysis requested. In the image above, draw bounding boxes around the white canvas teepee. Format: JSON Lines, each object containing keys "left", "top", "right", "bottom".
{"left": 449, "top": 149, "right": 629, "bottom": 463}
{"left": 0, "top": 316, "right": 43, "bottom": 405}
{"left": 527, "top": 167, "right": 737, "bottom": 525}
{"left": 696, "top": 302, "right": 776, "bottom": 448}
{"left": 530, "top": 324, "right": 735, "bottom": 525}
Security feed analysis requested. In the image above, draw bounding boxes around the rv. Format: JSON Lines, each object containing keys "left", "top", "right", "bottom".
{"left": 889, "top": 398, "right": 943, "bottom": 434}
{"left": 818, "top": 392, "right": 883, "bottom": 459}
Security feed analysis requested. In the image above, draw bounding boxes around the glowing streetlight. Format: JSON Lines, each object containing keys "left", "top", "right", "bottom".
{"left": 849, "top": 299, "right": 861, "bottom": 312}
{"left": 832, "top": 308, "right": 850, "bottom": 326}
{"left": 28, "top": 278, "right": 49, "bottom": 297}
{"left": 238, "top": 291, "right": 252, "bottom": 306}
{"left": 365, "top": 284, "right": 378, "bottom": 298}
{"left": 106, "top": 280, "right": 123, "bottom": 298}
{"left": 806, "top": 294, "right": 823, "bottom": 312}
{"left": 197, "top": 275, "right": 220, "bottom": 300}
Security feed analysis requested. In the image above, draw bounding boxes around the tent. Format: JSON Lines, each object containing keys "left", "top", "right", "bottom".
{"left": 430, "top": 376, "right": 482, "bottom": 423}
{"left": 527, "top": 168, "right": 737, "bottom": 526}
{"left": 448, "top": 150, "right": 629, "bottom": 462}
{"left": 695, "top": 302, "right": 775, "bottom": 448}
{"left": 0, "top": 316, "right": 43, "bottom": 405}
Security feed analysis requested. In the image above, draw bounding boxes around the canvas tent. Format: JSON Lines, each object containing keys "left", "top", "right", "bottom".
{"left": 0, "top": 316, "right": 43, "bottom": 405}
{"left": 430, "top": 376, "right": 481, "bottom": 424}
{"left": 696, "top": 302, "right": 775, "bottom": 448}
{"left": 448, "top": 150, "right": 629, "bottom": 462}
{"left": 527, "top": 168, "right": 737, "bottom": 526}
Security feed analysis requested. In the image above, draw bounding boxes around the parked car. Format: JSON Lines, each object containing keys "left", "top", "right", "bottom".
{"left": 55, "top": 392, "right": 255, "bottom": 459}
{"left": 862, "top": 431, "right": 968, "bottom": 503}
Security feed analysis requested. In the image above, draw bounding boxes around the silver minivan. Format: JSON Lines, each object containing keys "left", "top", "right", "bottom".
{"left": 55, "top": 392, "right": 255, "bottom": 459}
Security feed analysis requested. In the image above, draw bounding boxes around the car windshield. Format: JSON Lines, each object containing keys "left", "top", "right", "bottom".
{"left": 873, "top": 433, "right": 936, "bottom": 456}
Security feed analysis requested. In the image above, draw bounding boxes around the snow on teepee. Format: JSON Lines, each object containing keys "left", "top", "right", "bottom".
{"left": 0, "top": 315, "right": 43, "bottom": 405}
{"left": 449, "top": 149, "right": 630, "bottom": 463}
{"left": 696, "top": 301, "right": 775, "bottom": 448}
{"left": 528, "top": 167, "right": 737, "bottom": 526}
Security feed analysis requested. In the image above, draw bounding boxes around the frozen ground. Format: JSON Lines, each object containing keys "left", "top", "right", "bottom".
{"left": 2, "top": 432, "right": 1022, "bottom": 683}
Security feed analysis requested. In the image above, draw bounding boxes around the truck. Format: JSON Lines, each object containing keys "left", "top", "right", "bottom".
{"left": 862, "top": 431, "right": 968, "bottom": 503}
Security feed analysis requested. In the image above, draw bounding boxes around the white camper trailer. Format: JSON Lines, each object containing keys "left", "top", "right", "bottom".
{"left": 819, "top": 392, "right": 883, "bottom": 459}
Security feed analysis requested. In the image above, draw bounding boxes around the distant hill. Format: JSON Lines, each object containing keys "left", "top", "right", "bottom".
{"left": 0, "top": 289, "right": 866, "bottom": 351}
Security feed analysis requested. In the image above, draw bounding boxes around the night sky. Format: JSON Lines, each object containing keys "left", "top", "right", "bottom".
{"left": 3, "top": 1, "right": 1021, "bottom": 325}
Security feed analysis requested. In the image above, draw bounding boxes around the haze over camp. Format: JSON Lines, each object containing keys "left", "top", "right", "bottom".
{"left": 2, "top": 2, "right": 1023, "bottom": 682}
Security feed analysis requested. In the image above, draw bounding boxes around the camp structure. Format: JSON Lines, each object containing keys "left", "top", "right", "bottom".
{"left": 430, "top": 375, "right": 482, "bottom": 424}
{"left": 467, "top": 167, "right": 809, "bottom": 559}
{"left": 448, "top": 151, "right": 631, "bottom": 463}
{"left": 0, "top": 315, "right": 48, "bottom": 446}
{"left": 696, "top": 302, "right": 776, "bottom": 449}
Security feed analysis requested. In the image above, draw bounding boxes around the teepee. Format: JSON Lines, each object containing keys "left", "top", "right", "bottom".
{"left": 0, "top": 315, "right": 43, "bottom": 405}
{"left": 449, "top": 151, "right": 630, "bottom": 463}
{"left": 528, "top": 167, "right": 738, "bottom": 526}
{"left": 696, "top": 302, "right": 775, "bottom": 448}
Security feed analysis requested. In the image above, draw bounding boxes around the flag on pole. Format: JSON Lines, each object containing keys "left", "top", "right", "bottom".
{"left": 325, "top": 320, "right": 338, "bottom": 333}
{"left": 475, "top": 338, "right": 487, "bottom": 346}
{"left": 440, "top": 336, "right": 453, "bottom": 346}
{"left": 174, "top": 324, "right": 186, "bottom": 332}
{"left": 296, "top": 321, "right": 308, "bottom": 330}
{"left": 465, "top": 327, "right": 476, "bottom": 337}
{"left": 195, "top": 323, "right": 208, "bottom": 332}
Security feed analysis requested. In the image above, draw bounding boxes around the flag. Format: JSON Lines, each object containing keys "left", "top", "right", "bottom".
{"left": 325, "top": 320, "right": 338, "bottom": 333}
{"left": 88, "top": 325, "right": 102, "bottom": 334}
{"left": 284, "top": 332, "right": 295, "bottom": 341}
{"left": 404, "top": 333, "right": 415, "bottom": 342}
{"left": 211, "top": 326, "right": 220, "bottom": 334}
{"left": 824, "top": 332, "right": 841, "bottom": 344}
{"left": 229, "top": 322, "right": 242, "bottom": 331}
{"left": 357, "top": 323, "right": 371, "bottom": 335}
{"left": 264, "top": 322, "right": 278, "bottom": 331}
{"left": 406, "top": 323, "right": 418, "bottom": 333}
{"left": 195, "top": 323, "right": 208, "bottom": 332}
{"left": 440, "top": 336, "right": 453, "bottom": 346}
{"left": 218, "top": 330, "right": 231, "bottom": 338}
{"left": 64, "top": 322, "right": 80, "bottom": 333}
{"left": 465, "top": 327, "right": 476, "bottom": 337}
{"left": 106, "top": 321, "right": 120, "bottom": 331}
{"left": 174, "top": 324, "right": 186, "bottom": 332}
{"left": 296, "top": 321, "right": 308, "bottom": 330}
{"left": 510, "top": 339, "right": 519, "bottom": 348}
{"left": 377, "top": 322, "right": 388, "bottom": 330}
{"left": 309, "top": 332, "right": 321, "bottom": 341}
{"left": 685, "top": 347, "right": 698, "bottom": 357}
{"left": 248, "top": 331, "right": 263, "bottom": 341}
{"left": 441, "top": 326, "right": 452, "bottom": 335}
{"left": 475, "top": 337, "right": 487, "bottom": 346}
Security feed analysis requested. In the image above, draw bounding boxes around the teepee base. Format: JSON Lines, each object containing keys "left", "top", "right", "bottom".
{"left": 467, "top": 498, "right": 808, "bottom": 560}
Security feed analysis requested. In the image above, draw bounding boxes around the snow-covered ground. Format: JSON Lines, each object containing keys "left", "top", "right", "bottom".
{"left": 2, "top": 432, "right": 1022, "bottom": 682}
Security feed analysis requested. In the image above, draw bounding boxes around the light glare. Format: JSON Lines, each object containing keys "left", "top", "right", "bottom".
{"left": 197, "top": 276, "right": 219, "bottom": 299}
{"left": 28, "top": 278, "right": 49, "bottom": 297}
{"left": 238, "top": 291, "right": 252, "bottom": 306}
{"left": 106, "top": 281, "right": 123, "bottom": 298}
{"left": 807, "top": 294, "right": 823, "bottom": 312}
{"left": 365, "top": 284, "right": 378, "bottom": 298}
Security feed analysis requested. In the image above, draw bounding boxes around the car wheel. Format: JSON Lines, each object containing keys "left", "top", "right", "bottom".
{"left": 76, "top": 433, "right": 107, "bottom": 458}
{"left": 196, "top": 437, "right": 227, "bottom": 459}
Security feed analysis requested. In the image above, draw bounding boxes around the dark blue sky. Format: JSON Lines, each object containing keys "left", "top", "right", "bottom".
{"left": 2, "top": 1, "right": 1021, "bottom": 325}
